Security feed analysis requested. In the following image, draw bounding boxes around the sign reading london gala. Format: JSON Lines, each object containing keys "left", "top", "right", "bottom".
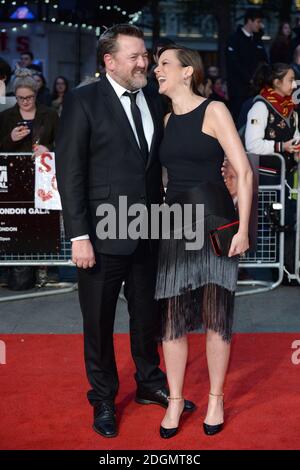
{"left": 0, "top": 154, "right": 60, "bottom": 254}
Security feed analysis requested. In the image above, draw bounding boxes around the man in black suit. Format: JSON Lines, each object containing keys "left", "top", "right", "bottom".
{"left": 226, "top": 8, "right": 268, "bottom": 123}
{"left": 56, "top": 24, "right": 195, "bottom": 438}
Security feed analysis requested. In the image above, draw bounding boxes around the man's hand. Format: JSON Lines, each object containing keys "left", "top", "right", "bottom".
{"left": 72, "top": 239, "right": 96, "bottom": 269}
{"left": 221, "top": 158, "right": 238, "bottom": 199}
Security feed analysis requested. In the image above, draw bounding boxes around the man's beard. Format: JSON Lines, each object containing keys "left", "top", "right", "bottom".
{"left": 122, "top": 70, "right": 148, "bottom": 91}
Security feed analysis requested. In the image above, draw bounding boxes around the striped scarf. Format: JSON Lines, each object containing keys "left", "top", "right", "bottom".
{"left": 260, "top": 87, "right": 294, "bottom": 118}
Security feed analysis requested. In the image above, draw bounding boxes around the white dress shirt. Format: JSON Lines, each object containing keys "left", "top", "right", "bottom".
{"left": 241, "top": 27, "right": 253, "bottom": 38}
{"left": 71, "top": 73, "right": 154, "bottom": 242}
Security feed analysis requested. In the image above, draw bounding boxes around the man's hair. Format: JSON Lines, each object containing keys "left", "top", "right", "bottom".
{"left": 21, "top": 51, "right": 34, "bottom": 60}
{"left": 97, "top": 24, "right": 144, "bottom": 67}
{"left": 244, "top": 8, "right": 264, "bottom": 24}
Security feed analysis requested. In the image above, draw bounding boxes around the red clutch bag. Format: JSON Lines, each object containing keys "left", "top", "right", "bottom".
{"left": 209, "top": 220, "right": 239, "bottom": 257}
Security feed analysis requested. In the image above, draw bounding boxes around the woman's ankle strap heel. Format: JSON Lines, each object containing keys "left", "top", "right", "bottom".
{"left": 203, "top": 392, "right": 224, "bottom": 436}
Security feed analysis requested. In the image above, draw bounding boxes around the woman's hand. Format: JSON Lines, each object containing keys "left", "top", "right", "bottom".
{"left": 283, "top": 139, "right": 298, "bottom": 153}
{"left": 11, "top": 125, "right": 30, "bottom": 142}
{"left": 33, "top": 144, "right": 50, "bottom": 157}
{"left": 221, "top": 158, "right": 238, "bottom": 199}
{"left": 228, "top": 231, "right": 249, "bottom": 258}
{"left": 294, "top": 152, "right": 300, "bottom": 163}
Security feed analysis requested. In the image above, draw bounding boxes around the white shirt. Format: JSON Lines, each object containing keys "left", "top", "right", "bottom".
{"left": 241, "top": 27, "right": 253, "bottom": 38}
{"left": 106, "top": 73, "right": 154, "bottom": 151}
{"left": 71, "top": 73, "right": 154, "bottom": 242}
{"left": 245, "top": 100, "right": 300, "bottom": 155}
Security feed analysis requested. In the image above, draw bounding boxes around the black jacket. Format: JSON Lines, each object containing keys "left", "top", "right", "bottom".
{"left": 226, "top": 26, "right": 268, "bottom": 99}
{"left": 0, "top": 103, "right": 59, "bottom": 152}
{"left": 55, "top": 77, "right": 164, "bottom": 255}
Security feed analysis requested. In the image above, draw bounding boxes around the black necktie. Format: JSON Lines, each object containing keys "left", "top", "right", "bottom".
{"left": 123, "top": 91, "right": 149, "bottom": 162}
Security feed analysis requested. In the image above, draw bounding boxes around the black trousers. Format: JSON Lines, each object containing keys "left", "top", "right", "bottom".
{"left": 77, "top": 241, "right": 166, "bottom": 406}
{"left": 229, "top": 94, "right": 246, "bottom": 125}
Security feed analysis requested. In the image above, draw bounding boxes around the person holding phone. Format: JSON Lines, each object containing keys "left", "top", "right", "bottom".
{"left": 245, "top": 63, "right": 300, "bottom": 172}
{"left": 0, "top": 68, "right": 58, "bottom": 156}
{"left": 0, "top": 68, "right": 59, "bottom": 291}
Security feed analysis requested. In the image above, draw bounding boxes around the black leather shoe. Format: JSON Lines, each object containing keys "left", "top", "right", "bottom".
{"left": 93, "top": 402, "right": 118, "bottom": 438}
{"left": 160, "top": 425, "right": 178, "bottom": 439}
{"left": 203, "top": 392, "right": 224, "bottom": 436}
{"left": 136, "top": 387, "right": 196, "bottom": 412}
{"left": 203, "top": 422, "right": 223, "bottom": 436}
{"left": 159, "top": 397, "right": 185, "bottom": 439}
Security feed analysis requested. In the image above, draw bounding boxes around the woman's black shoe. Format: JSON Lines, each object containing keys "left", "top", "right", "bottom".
{"left": 203, "top": 422, "right": 223, "bottom": 436}
{"left": 160, "top": 425, "right": 179, "bottom": 439}
{"left": 203, "top": 392, "right": 224, "bottom": 436}
{"left": 159, "top": 396, "right": 184, "bottom": 439}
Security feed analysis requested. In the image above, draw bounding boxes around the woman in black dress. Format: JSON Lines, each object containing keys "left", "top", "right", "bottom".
{"left": 154, "top": 46, "right": 253, "bottom": 437}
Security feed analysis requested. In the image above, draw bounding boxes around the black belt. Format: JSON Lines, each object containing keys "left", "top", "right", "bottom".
{"left": 167, "top": 182, "right": 236, "bottom": 221}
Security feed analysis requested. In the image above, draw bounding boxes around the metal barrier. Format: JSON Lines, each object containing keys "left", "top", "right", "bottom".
{"left": 295, "top": 163, "right": 300, "bottom": 284}
{"left": 284, "top": 162, "right": 300, "bottom": 285}
{"left": 0, "top": 153, "right": 76, "bottom": 302}
{"left": 237, "top": 152, "right": 290, "bottom": 295}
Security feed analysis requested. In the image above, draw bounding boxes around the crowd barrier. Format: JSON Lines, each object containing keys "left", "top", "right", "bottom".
{"left": 0, "top": 153, "right": 299, "bottom": 302}
{"left": 237, "top": 153, "right": 299, "bottom": 295}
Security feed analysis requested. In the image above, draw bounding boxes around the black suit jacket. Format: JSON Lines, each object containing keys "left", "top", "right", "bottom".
{"left": 56, "top": 77, "right": 164, "bottom": 255}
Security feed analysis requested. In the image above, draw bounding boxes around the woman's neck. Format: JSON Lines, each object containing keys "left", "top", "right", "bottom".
{"left": 20, "top": 107, "right": 36, "bottom": 119}
{"left": 170, "top": 90, "right": 204, "bottom": 115}
{"left": 273, "top": 88, "right": 285, "bottom": 97}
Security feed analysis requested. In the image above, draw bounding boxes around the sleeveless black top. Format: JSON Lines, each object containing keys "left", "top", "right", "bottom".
{"left": 160, "top": 99, "right": 227, "bottom": 200}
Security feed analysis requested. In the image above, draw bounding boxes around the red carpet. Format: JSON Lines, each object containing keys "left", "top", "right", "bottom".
{"left": 0, "top": 333, "right": 299, "bottom": 450}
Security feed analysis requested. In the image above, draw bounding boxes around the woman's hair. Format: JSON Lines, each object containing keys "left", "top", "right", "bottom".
{"left": 158, "top": 45, "right": 204, "bottom": 95}
{"left": 276, "top": 22, "right": 291, "bottom": 40}
{"left": 32, "top": 71, "right": 47, "bottom": 87}
{"left": 52, "top": 75, "right": 69, "bottom": 99}
{"left": 13, "top": 68, "right": 39, "bottom": 94}
{"left": 252, "top": 62, "right": 292, "bottom": 93}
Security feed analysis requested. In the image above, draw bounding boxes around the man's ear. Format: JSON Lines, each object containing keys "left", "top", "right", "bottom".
{"left": 104, "top": 54, "right": 114, "bottom": 72}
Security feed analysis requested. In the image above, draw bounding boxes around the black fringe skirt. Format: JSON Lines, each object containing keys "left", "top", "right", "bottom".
{"left": 155, "top": 210, "right": 239, "bottom": 344}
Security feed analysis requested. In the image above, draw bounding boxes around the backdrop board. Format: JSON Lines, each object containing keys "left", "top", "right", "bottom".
{"left": 0, "top": 154, "right": 60, "bottom": 254}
